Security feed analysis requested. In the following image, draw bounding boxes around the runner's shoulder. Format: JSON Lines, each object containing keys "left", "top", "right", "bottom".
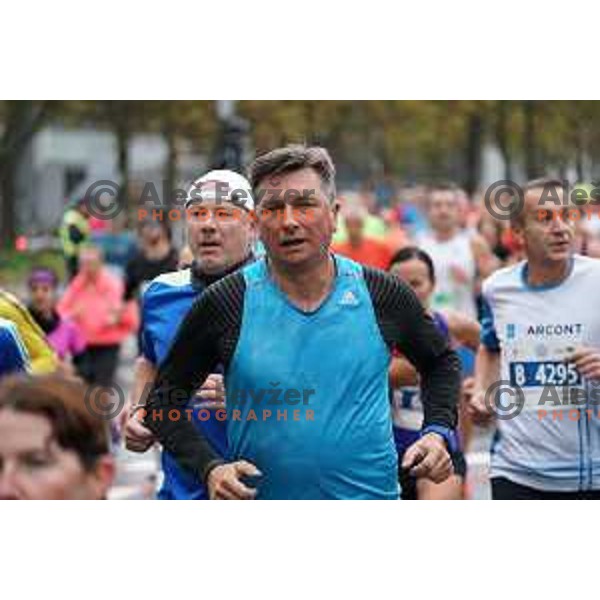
{"left": 140, "top": 268, "right": 194, "bottom": 315}
{"left": 147, "top": 268, "right": 192, "bottom": 292}
{"left": 572, "top": 253, "right": 600, "bottom": 276}
{"left": 361, "top": 264, "right": 416, "bottom": 307}
{"left": 200, "top": 269, "right": 247, "bottom": 308}
{"left": 481, "top": 260, "right": 525, "bottom": 296}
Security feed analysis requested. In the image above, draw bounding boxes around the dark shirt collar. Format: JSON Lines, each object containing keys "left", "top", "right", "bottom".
{"left": 190, "top": 253, "right": 254, "bottom": 289}
{"left": 27, "top": 305, "right": 60, "bottom": 335}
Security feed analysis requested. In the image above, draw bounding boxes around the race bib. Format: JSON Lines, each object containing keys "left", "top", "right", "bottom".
{"left": 391, "top": 388, "right": 422, "bottom": 431}
{"left": 505, "top": 336, "right": 584, "bottom": 411}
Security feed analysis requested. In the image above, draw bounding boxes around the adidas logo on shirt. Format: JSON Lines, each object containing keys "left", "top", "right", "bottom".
{"left": 339, "top": 290, "right": 359, "bottom": 306}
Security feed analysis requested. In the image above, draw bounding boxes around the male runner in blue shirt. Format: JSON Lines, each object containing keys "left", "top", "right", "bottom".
{"left": 144, "top": 145, "right": 461, "bottom": 500}
{"left": 124, "top": 169, "right": 256, "bottom": 499}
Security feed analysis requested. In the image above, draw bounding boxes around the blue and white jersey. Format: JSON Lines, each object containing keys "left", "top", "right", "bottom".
{"left": 481, "top": 255, "right": 600, "bottom": 491}
{"left": 141, "top": 268, "right": 227, "bottom": 499}
{"left": 0, "top": 317, "right": 30, "bottom": 378}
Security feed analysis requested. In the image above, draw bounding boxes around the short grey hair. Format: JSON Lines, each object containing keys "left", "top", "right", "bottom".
{"left": 510, "top": 177, "right": 564, "bottom": 226}
{"left": 249, "top": 144, "right": 337, "bottom": 203}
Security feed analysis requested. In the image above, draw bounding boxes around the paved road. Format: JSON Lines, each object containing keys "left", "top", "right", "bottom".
{"left": 109, "top": 336, "right": 160, "bottom": 500}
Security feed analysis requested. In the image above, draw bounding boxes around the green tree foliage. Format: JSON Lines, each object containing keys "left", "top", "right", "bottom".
{"left": 2, "top": 101, "right": 600, "bottom": 242}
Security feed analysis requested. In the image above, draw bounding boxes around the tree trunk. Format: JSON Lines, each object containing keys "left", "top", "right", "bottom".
{"left": 116, "top": 123, "right": 130, "bottom": 222}
{"left": 523, "top": 101, "right": 539, "bottom": 179}
{"left": 0, "top": 101, "right": 50, "bottom": 247}
{"left": 0, "top": 165, "right": 16, "bottom": 249}
{"left": 164, "top": 122, "right": 178, "bottom": 211}
{"left": 495, "top": 100, "right": 512, "bottom": 181}
{"left": 575, "top": 126, "right": 585, "bottom": 182}
{"left": 464, "top": 111, "right": 483, "bottom": 195}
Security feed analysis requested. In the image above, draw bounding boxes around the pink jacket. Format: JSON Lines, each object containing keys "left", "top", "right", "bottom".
{"left": 58, "top": 269, "right": 139, "bottom": 346}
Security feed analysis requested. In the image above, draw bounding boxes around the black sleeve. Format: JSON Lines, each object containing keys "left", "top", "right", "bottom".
{"left": 143, "top": 271, "right": 246, "bottom": 482}
{"left": 68, "top": 224, "right": 85, "bottom": 245}
{"left": 363, "top": 267, "right": 461, "bottom": 430}
{"left": 123, "top": 257, "right": 139, "bottom": 301}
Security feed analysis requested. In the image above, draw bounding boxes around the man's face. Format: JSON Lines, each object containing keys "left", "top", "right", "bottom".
{"left": 0, "top": 409, "right": 114, "bottom": 500}
{"left": 427, "top": 190, "right": 459, "bottom": 233}
{"left": 515, "top": 188, "right": 576, "bottom": 264}
{"left": 256, "top": 168, "right": 339, "bottom": 269}
{"left": 186, "top": 185, "right": 255, "bottom": 275}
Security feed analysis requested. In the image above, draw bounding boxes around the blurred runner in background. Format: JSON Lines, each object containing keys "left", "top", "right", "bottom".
{"left": 389, "top": 246, "right": 479, "bottom": 499}
{"left": 333, "top": 204, "right": 393, "bottom": 270}
{"left": 0, "top": 288, "right": 58, "bottom": 374}
{"left": 418, "top": 184, "right": 498, "bottom": 319}
{"left": 26, "top": 267, "right": 86, "bottom": 377}
{"left": 60, "top": 197, "right": 91, "bottom": 280}
{"left": 58, "top": 246, "right": 138, "bottom": 387}
{"left": 124, "top": 219, "right": 179, "bottom": 304}
{"left": 124, "top": 219, "right": 179, "bottom": 352}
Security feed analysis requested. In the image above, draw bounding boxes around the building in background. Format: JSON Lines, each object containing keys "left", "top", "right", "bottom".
{"left": 15, "top": 126, "right": 207, "bottom": 239}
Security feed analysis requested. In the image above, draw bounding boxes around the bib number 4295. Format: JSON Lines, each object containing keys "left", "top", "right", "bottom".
{"left": 510, "top": 361, "right": 581, "bottom": 387}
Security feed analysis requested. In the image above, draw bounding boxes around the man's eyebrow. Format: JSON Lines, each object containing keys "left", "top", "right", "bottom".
{"left": 16, "top": 435, "right": 54, "bottom": 457}
{"left": 261, "top": 196, "right": 285, "bottom": 205}
{"left": 41, "top": 432, "right": 58, "bottom": 456}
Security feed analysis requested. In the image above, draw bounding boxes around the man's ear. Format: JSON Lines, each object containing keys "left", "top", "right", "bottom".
{"left": 510, "top": 219, "right": 526, "bottom": 251}
{"left": 90, "top": 455, "right": 116, "bottom": 500}
{"left": 331, "top": 200, "right": 341, "bottom": 233}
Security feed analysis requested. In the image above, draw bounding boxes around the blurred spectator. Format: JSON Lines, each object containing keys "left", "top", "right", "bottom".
{"left": 574, "top": 208, "right": 600, "bottom": 258}
{"left": 418, "top": 184, "right": 498, "bottom": 319}
{"left": 89, "top": 215, "right": 111, "bottom": 232}
{"left": 332, "top": 191, "right": 388, "bottom": 244}
{"left": 58, "top": 246, "right": 139, "bottom": 386}
{"left": 501, "top": 227, "right": 526, "bottom": 264}
{"left": 478, "top": 214, "right": 511, "bottom": 263}
{"left": 0, "top": 318, "right": 30, "bottom": 379}
{"left": 381, "top": 207, "right": 410, "bottom": 253}
{"left": 124, "top": 220, "right": 179, "bottom": 302}
{"left": 26, "top": 267, "right": 86, "bottom": 376}
{"left": 0, "top": 374, "right": 115, "bottom": 499}
{"left": 59, "top": 197, "right": 92, "bottom": 280}
{"left": 455, "top": 188, "right": 478, "bottom": 231}
{"left": 396, "top": 185, "right": 430, "bottom": 237}
{"left": 0, "top": 289, "right": 58, "bottom": 374}
{"left": 333, "top": 205, "right": 393, "bottom": 269}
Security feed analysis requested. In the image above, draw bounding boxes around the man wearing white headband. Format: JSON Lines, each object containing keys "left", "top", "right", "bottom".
{"left": 186, "top": 169, "right": 255, "bottom": 212}
{"left": 124, "top": 170, "right": 256, "bottom": 500}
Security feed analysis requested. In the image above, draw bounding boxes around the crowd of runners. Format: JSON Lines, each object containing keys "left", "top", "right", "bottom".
{"left": 2, "top": 144, "right": 600, "bottom": 499}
